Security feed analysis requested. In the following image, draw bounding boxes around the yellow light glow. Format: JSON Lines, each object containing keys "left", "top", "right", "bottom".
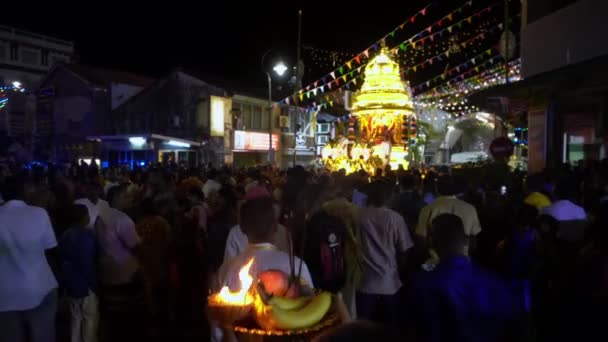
{"left": 389, "top": 146, "right": 408, "bottom": 170}
{"left": 211, "top": 96, "right": 226, "bottom": 137}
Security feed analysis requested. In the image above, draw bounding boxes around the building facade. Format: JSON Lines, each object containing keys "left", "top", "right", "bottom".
{"left": 0, "top": 25, "right": 73, "bottom": 146}
{"left": 475, "top": 0, "right": 608, "bottom": 172}
{"left": 36, "top": 64, "right": 154, "bottom": 162}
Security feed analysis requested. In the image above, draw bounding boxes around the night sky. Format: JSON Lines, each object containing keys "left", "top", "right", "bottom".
{"left": 3, "top": 0, "right": 507, "bottom": 95}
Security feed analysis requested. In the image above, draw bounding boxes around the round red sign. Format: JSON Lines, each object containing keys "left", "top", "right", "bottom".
{"left": 489, "top": 136, "right": 515, "bottom": 160}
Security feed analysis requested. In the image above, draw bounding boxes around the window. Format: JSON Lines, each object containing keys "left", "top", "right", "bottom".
{"left": 21, "top": 49, "right": 39, "bottom": 65}
{"left": 316, "top": 135, "right": 329, "bottom": 145}
{"left": 51, "top": 55, "right": 67, "bottom": 66}
{"left": 242, "top": 103, "right": 251, "bottom": 129}
{"left": 317, "top": 123, "right": 330, "bottom": 133}
{"left": 261, "top": 107, "right": 269, "bottom": 130}
{"left": 252, "top": 105, "right": 262, "bottom": 129}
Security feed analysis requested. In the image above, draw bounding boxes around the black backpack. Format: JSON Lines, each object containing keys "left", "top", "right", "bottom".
{"left": 304, "top": 210, "right": 347, "bottom": 293}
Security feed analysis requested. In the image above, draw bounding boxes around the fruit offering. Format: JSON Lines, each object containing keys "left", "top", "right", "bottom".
{"left": 254, "top": 270, "right": 332, "bottom": 331}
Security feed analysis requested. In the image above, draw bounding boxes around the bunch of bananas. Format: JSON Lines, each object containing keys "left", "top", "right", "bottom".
{"left": 255, "top": 292, "right": 332, "bottom": 330}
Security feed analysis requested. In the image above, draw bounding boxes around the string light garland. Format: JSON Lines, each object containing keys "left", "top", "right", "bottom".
{"left": 285, "top": 1, "right": 500, "bottom": 106}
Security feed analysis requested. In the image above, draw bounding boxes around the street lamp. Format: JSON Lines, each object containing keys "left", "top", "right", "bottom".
{"left": 262, "top": 51, "right": 288, "bottom": 164}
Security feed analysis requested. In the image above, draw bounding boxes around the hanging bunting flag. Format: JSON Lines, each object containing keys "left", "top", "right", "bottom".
{"left": 438, "top": 20, "right": 443, "bottom": 27}
{"left": 327, "top": 82, "right": 332, "bottom": 90}
{"left": 390, "top": 31, "right": 396, "bottom": 38}
{"left": 299, "top": 93, "right": 304, "bottom": 101}
{"left": 441, "top": 74, "right": 446, "bottom": 80}
{"left": 456, "top": 66, "right": 460, "bottom": 72}
{"left": 486, "top": 49, "right": 492, "bottom": 56}
{"left": 339, "top": 66, "right": 344, "bottom": 75}
{"left": 329, "top": 101, "right": 333, "bottom": 107}
{"left": 306, "top": 85, "right": 311, "bottom": 91}
{"left": 410, "top": 16, "right": 416, "bottom": 23}
{"left": 430, "top": 34, "right": 435, "bottom": 42}
{"left": 426, "top": 81, "right": 430, "bottom": 87}
{"left": 306, "top": 92, "right": 310, "bottom": 99}
{"left": 345, "top": 84, "right": 350, "bottom": 90}
{"left": 353, "top": 78, "right": 358, "bottom": 85}
{"left": 335, "top": 79, "right": 340, "bottom": 86}
{"left": 412, "top": 66, "right": 417, "bottom": 72}
{"left": 399, "top": 23, "right": 405, "bottom": 30}
{"left": 421, "top": 7, "right": 427, "bottom": 15}
{"left": 472, "top": 58, "right": 476, "bottom": 65}
{"left": 354, "top": 55, "right": 361, "bottom": 64}
{"left": 286, "top": 98, "right": 290, "bottom": 105}
{"left": 445, "top": 51, "right": 450, "bottom": 57}
{"left": 447, "top": 26, "right": 453, "bottom": 33}
{"left": 426, "top": 26, "right": 432, "bottom": 33}
{"left": 330, "top": 71, "right": 336, "bottom": 80}
{"left": 412, "top": 42, "right": 417, "bottom": 49}
{"left": 363, "top": 49, "right": 369, "bottom": 58}
{"left": 474, "top": 67, "right": 479, "bottom": 72}
{"left": 466, "top": 17, "right": 473, "bottom": 24}
{"left": 346, "top": 61, "right": 352, "bottom": 69}
{"left": 313, "top": 88, "right": 318, "bottom": 96}
{"left": 429, "top": 58, "right": 433, "bottom": 65}
{"left": 447, "top": 13, "right": 453, "bottom": 21}
{"left": 320, "top": 85, "right": 324, "bottom": 93}
{"left": 399, "top": 43, "right": 406, "bottom": 51}
{"left": 314, "top": 81, "right": 319, "bottom": 87}
{"left": 342, "top": 75, "right": 347, "bottom": 83}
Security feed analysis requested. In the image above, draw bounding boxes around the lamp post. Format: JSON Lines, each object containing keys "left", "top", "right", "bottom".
{"left": 262, "top": 51, "right": 288, "bottom": 164}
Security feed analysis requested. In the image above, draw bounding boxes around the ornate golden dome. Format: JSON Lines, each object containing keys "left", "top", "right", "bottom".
{"left": 352, "top": 47, "right": 415, "bottom": 117}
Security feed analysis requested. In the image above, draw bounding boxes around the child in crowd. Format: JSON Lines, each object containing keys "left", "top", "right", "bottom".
{"left": 59, "top": 204, "right": 99, "bottom": 342}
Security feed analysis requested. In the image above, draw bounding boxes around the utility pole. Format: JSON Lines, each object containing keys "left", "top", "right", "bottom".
{"left": 293, "top": 10, "right": 303, "bottom": 167}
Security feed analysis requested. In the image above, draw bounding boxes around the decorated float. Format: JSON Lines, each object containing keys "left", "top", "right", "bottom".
{"left": 321, "top": 45, "right": 418, "bottom": 174}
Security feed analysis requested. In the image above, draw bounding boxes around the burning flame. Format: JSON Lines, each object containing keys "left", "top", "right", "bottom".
{"left": 216, "top": 258, "right": 254, "bottom": 305}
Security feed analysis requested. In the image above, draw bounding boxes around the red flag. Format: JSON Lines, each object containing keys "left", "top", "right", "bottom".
{"left": 354, "top": 55, "right": 361, "bottom": 64}
{"left": 410, "top": 16, "right": 416, "bottom": 23}
{"left": 438, "top": 20, "right": 443, "bottom": 27}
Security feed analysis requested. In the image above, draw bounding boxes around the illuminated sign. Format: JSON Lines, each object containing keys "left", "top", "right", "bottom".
{"left": 234, "top": 130, "right": 279, "bottom": 151}
{"left": 211, "top": 96, "right": 226, "bottom": 137}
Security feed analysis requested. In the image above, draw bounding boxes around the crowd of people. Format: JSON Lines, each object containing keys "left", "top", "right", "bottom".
{"left": 0, "top": 159, "right": 607, "bottom": 342}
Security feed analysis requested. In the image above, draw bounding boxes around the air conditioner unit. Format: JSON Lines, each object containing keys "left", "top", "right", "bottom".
{"left": 279, "top": 115, "right": 290, "bottom": 128}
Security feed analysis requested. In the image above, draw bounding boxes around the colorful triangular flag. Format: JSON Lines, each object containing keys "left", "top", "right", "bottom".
{"left": 355, "top": 55, "right": 361, "bottom": 64}
{"left": 339, "top": 66, "right": 344, "bottom": 75}
{"left": 466, "top": 17, "right": 473, "bottom": 24}
{"left": 426, "top": 26, "right": 432, "bottom": 33}
{"left": 447, "top": 26, "right": 453, "bottom": 33}
{"left": 330, "top": 71, "right": 336, "bottom": 80}
{"left": 363, "top": 50, "right": 369, "bottom": 58}
{"left": 447, "top": 13, "right": 453, "bottom": 21}
{"left": 314, "top": 81, "right": 319, "bottom": 87}
{"left": 421, "top": 7, "right": 427, "bottom": 16}
{"left": 346, "top": 61, "right": 352, "bottom": 69}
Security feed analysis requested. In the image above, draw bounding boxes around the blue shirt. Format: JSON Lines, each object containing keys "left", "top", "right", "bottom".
{"left": 59, "top": 227, "right": 98, "bottom": 298}
{"left": 404, "top": 255, "right": 520, "bottom": 342}
{"left": 0, "top": 200, "right": 58, "bottom": 311}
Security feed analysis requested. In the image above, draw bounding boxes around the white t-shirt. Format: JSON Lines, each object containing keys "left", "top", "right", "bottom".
{"left": 0, "top": 200, "right": 58, "bottom": 311}
{"left": 223, "top": 224, "right": 290, "bottom": 261}
{"left": 96, "top": 207, "right": 140, "bottom": 285}
{"left": 216, "top": 243, "right": 313, "bottom": 292}
{"left": 542, "top": 200, "right": 587, "bottom": 221}
{"left": 74, "top": 198, "right": 110, "bottom": 229}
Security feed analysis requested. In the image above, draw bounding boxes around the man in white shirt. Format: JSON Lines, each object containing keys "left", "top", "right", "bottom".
{"left": 96, "top": 185, "right": 141, "bottom": 286}
{"left": 216, "top": 197, "right": 313, "bottom": 292}
{"left": 357, "top": 181, "right": 413, "bottom": 326}
{"left": 416, "top": 178, "right": 481, "bottom": 253}
{"left": 542, "top": 180, "right": 587, "bottom": 241}
{"left": 74, "top": 181, "right": 110, "bottom": 229}
{"left": 0, "top": 176, "right": 58, "bottom": 342}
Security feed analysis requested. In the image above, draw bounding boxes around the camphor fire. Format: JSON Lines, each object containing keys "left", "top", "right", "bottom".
{"left": 214, "top": 258, "right": 255, "bottom": 306}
